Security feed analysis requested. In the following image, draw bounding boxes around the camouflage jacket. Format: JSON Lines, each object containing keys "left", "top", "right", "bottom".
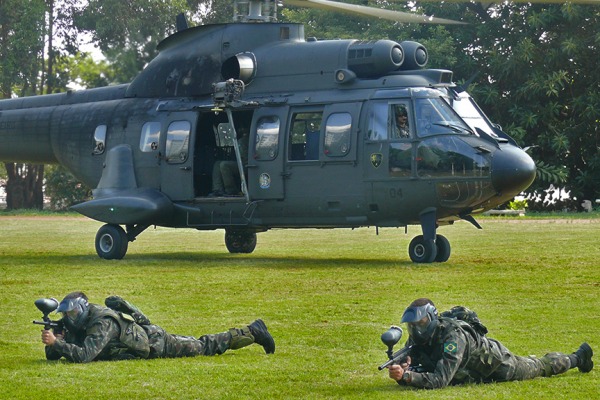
{"left": 45, "top": 304, "right": 150, "bottom": 363}
{"left": 402, "top": 317, "right": 508, "bottom": 389}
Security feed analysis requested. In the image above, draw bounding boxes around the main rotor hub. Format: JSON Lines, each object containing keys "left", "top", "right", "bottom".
{"left": 234, "top": 0, "right": 278, "bottom": 22}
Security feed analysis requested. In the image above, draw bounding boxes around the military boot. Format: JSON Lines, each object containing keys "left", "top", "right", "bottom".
{"left": 573, "top": 342, "right": 593, "bottom": 373}
{"left": 105, "top": 295, "right": 151, "bottom": 325}
{"left": 228, "top": 326, "right": 255, "bottom": 350}
{"left": 248, "top": 319, "right": 275, "bottom": 354}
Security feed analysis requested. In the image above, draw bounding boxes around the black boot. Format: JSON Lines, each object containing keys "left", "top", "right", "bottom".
{"left": 573, "top": 342, "right": 593, "bottom": 373}
{"left": 248, "top": 319, "right": 275, "bottom": 354}
{"left": 105, "top": 295, "right": 151, "bottom": 325}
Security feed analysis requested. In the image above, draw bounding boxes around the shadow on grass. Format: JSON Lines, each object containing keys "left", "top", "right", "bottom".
{"left": 0, "top": 251, "right": 443, "bottom": 270}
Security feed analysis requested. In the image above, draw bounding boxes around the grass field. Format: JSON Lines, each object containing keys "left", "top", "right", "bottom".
{"left": 1, "top": 215, "right": 598, "bottom": 399}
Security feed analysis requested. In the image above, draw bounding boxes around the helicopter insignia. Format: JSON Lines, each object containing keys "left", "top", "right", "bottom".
{"left": 259, "top": 173, "right": 271, "bottom": 189}
{"left": 370, "top": 153, "right": 383, "bottom": 168}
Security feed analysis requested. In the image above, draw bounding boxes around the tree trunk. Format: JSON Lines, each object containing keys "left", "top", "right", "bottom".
{"left": 4, "top": 163, "right": 45, "bottom": 210}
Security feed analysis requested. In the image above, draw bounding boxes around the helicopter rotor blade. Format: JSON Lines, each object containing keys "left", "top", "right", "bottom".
{"left": 414, "top": 0, "right": 600, "bottom": 3}
{"left": 283, "top": 0, "right": 467, "bottom": 25}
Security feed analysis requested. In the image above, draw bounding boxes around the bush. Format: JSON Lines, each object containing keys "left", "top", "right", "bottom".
{"left": 44, "top": 165, "right": 91, "bottom": 210}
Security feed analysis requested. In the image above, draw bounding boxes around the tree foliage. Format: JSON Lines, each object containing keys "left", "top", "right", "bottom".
{"left": 44, "top": 165, "right": 92, "bottom": 210}
{"left": 422, "top": 1, "right": 600, "bottom": 207}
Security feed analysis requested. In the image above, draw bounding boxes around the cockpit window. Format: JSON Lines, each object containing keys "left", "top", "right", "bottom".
{"left": 415, "top": 97, "right": 473, "bottom": 138}
{"left": 451, "top": 94, "right": 497, "bottom": 137}
{"left": 416, "top": 136, "right": 490, "bottom": 178}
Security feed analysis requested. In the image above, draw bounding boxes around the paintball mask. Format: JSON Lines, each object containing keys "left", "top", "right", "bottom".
{"left": 57, "top": 296, "right": 90, "bottom": 331}
{"left": 401, "top": 302, "right": 439, "bottom": 345}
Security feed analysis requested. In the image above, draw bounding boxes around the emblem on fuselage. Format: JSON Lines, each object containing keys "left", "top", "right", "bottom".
{"left": 370, "top": 153, "right": 383, "bottom": 168}
{"left": 259, "top": 173, "right": 271, "bottom": 189}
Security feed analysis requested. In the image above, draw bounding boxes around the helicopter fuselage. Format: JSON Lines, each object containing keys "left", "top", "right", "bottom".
{"left": 0, "top": 22, "right": 536, "bottom": 262}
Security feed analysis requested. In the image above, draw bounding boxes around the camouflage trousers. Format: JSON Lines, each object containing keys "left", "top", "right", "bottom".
{"left": 488, "top": 350, "right": 572, "bottom": 382}
{"left": 143, "top": 324, "right": 232, "bottom": 359}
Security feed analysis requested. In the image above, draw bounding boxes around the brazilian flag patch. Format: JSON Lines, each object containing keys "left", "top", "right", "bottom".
{"left": 444, "top": 342, "right": 458, "bottom": 354}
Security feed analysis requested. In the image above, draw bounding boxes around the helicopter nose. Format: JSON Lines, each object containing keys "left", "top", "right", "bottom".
{"left": 491, "top": 146, "right": 536, "bottom": 199}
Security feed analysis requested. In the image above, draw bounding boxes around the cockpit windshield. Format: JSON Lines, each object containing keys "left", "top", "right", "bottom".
{"left": 449, "top": 91, "right": 497, "bottom": 137}
{"left": 414, "top": 97, "right": 473, "bottom": 138}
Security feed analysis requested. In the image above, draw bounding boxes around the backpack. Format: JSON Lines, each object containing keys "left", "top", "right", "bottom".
{"left": 440, "top": 306, "right": 488, "bottom": 336}
{"left": 105, "top": 295, "right": 151, "bottom": 325}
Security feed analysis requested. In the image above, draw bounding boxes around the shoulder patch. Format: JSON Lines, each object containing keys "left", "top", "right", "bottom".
{"left": 444, "top": 341, "right": 458, "bottom": 354}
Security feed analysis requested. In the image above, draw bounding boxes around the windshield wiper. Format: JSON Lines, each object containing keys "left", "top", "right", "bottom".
{"left": 432, "top": 122, "right": 474, "bottom": 135}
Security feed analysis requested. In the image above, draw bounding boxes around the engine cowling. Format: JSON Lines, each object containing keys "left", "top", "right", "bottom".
{"left": 399, "top": 41, "right": 428, "bottom": 70}
{"left": 346, "top": 40, "right": 404, "bottom": 78}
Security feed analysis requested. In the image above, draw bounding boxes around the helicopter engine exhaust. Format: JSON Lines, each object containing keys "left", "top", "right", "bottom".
{"left": 222, "top": 52, "right": 257, "bottom": 84}
{"left": 399, "top": 41, "right": 428, "bottom": 70}
{"left": 346, "top": 40, "right": 404, "bottom": 78}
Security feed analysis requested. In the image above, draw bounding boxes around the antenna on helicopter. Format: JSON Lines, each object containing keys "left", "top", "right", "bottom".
{"left": 234, "top": 0, "right": 279, "bottom": 22}
{"left": 176, "top": 13, "right": 189, "bottom": 32}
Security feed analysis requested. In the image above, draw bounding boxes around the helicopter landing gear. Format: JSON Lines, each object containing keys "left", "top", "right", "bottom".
{"left": 408, "top": 235, "right": 437, "bottom": 263}
{"left": 225, "top": 228, "right": 257, "bottom": 253}
{"left": 434, "top": 234, "right": 451, "bottom": 262}
{"left": 95, "top": 224, "right": 128, "bottom": 260}
{"left": 95, "top": 223, "right": 149, "bottom": 260}
{"left": 408, "top": 207, "right": 451, "bottom": 263}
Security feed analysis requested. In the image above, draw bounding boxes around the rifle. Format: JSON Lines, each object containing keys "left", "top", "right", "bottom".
{"left": 32, "top": 298, "right": 63, "bottom": 333}
{"left": 378, "top": 326, "right": 413, "bottom": 370}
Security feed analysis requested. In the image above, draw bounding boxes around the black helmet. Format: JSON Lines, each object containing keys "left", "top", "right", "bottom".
{"left": 401, "top": 298, "right": 439, "bottom": 345}
{"left": 57, "top": 292, "right": 90, "bottom": 331}
{"left": 396, "top": 105, "right": 408, "bottom": 117}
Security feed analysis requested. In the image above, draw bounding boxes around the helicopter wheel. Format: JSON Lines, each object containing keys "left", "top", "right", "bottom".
{"left": 434, "top": 234, "right": 451, "bottom": 263}
{"left": 95, "top": 224, "right": 128, "bottom": 260}
{"left": 408, "top": 235, "right": 437, "bottom": 263}
{"left": 225, "top": 229, "right": 257, "bottom": 254}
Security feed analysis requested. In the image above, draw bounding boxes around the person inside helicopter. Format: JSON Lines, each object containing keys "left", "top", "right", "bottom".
{"left": 393, "top": 105, "right": 410, "bottom": 139}
{"left": 209, "top": 122, "right": 249, "bottom": 197}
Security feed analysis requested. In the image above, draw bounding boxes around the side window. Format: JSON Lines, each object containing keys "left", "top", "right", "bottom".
{"left": 140, "top": 122, "right": 161, "bottom": 152}
{"left": 367, "top": 102, "right": 388, "bottom": 140}
{"left": 93, "top": 125, "right": 107, "bottom": 155}
{"left": 165, "top": 120, "right": 190, "bottom": 164}
{"left": 324, "top": 113, "right": 351, "bottom": 157}
{"left": 255, "top": 116, "right": 280, "bottom": 160}
{"left": 289, "top": 111, "right": 322, "bottom": 161}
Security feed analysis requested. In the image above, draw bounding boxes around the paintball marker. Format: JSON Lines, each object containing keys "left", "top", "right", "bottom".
{"left": 378, "top": 326, "right": 413, "bottom": 370}
{"left": 32, "top": 298, "right": 63, "bottom": 332}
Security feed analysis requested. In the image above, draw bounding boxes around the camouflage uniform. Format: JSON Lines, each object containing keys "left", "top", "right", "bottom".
{"left": 400, "top": 317, "right": 572, "bottom": 389}
{"left": 45, "top": 304, "right": 250, "bottom": 363}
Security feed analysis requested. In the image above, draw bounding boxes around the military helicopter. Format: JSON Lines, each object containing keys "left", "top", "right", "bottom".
{"left": 0, "top": 0, "right": 544, "bottom": 263}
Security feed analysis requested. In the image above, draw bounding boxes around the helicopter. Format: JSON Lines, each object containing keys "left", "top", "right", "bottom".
{"left": 0, "top": 0, "right": 544, "bottom": 263}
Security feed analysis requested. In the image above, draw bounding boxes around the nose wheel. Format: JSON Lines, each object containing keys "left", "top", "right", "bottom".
{"left": 408, "top": 234, "right": 451, "bottom": 263}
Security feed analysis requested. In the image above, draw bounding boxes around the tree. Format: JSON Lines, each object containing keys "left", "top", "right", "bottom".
{"left": 414, "top": 1, "right": 600, "bottom": 208}
{"left": 44, "top": 165, "right": 91, "bottom": 210}
{"left": 0, "top": 0, "right": 47, "bottom": 210}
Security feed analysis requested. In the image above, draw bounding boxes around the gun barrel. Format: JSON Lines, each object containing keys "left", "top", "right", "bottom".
{"left": 378, "top": 358, "right": 395, "bottom": 370}
{"left": 32, "top": 320, "right": 60, "bottom": 328}
{"left": 378, "top": 345, "right": 412, "bottom": 371}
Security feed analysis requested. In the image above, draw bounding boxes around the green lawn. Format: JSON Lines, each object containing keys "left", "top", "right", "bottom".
{"left": 1, "top": 215, "right": 598, "bottom": 399}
